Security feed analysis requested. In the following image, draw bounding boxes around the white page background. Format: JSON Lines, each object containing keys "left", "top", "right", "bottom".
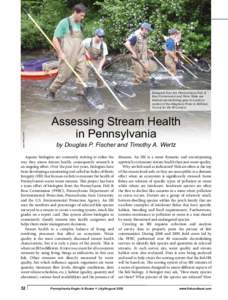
{"left": 1, "top": 1, "right": 228, "bottom": 299}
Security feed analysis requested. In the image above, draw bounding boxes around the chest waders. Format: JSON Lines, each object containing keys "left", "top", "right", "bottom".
{"left": 87, "top": 39, "right": 104, "bottom": 87}
{"left": 49, "top": 18, "right": 88, "bottom": 94}
{"left": 132, "top": 34, "right": 157, "bottom": 84}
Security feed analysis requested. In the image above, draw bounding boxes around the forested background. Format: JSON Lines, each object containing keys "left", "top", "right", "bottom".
{"left": 21, "top": 0, "right": 211, "bottom": 57}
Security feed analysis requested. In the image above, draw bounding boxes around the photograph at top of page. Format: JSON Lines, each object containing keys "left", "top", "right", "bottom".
{"left": 21, "top": 1, "right": 211, "bottom": 150}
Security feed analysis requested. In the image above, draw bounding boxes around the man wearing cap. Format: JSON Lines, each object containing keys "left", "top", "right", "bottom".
{"left": 124, "top": 22, "right": 157, "bottom": 85}
{"left": 164, "top": 28, "right": 179, "bottom": 75}
{"left": 47, "top": 3, "right": 88, "bottom": 99}
{"left": 82, "top": 28, "right": 108, "bottom": 87}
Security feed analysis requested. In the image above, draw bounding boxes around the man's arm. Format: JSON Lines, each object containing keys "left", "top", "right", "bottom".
{"left": 124, "top": 40, "right": 137, "bottom": 59}
{"left": 98, "top": 56, "right": 106, "bottom": 73}
{"left": 53, "top": 37, "right": 65, "bottom": 60}
{"left": 98, "top": 42, "right": 108, "bottom": 72}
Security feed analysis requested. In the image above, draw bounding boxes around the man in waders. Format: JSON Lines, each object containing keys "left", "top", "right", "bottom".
{"left": 47, "top": 3, "right": 88, "bottom": 99}
{"left": 124, "top": 22, "right": 158, "bottom": 85}
{"left": 164, "top": 28, "right": 179, "bottom": 76}
{"left": 82, "top": 28, "right": 108, "bottom": 88}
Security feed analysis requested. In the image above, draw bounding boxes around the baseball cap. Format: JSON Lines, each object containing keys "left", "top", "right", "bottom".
{"left": 141, "top": 22, "right": 153, "bottom": 31}
{"left": 168, "top": 28, "right": 178, "bottom": 35}
{"left": 95, "top": 28, "right": 105, "bottom": 37}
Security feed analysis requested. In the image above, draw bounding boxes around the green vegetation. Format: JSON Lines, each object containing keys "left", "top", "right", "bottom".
{"left": 21, "top": 0, "right": 211, "bottom": 57}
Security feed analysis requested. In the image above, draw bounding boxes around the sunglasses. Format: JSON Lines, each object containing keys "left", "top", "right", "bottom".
{"left": 98, "top": 35, "right": 105, "bottom": 38}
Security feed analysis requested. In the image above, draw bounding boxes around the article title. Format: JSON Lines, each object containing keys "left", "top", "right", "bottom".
{"left": 51, "top": 116, "right": 181, "bottom": 140}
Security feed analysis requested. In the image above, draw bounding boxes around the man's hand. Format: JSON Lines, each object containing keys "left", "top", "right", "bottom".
{"left": 148, "top": 49, "right": 155, "bottom": 57}
{"left": 58, "top": 51, "right": 65, "bottom": 61}
{"left": 143, "top": 63, "right": 149, "bottom": 72}
{"left": 131, "top": 52, "right": 138, "bottom": 60}
{"left": 85, "top": 51, "right": 92, "bottom": 61}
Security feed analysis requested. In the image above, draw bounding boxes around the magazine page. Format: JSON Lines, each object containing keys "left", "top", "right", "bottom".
{"left": 1, "top": 0, "right": 228, "bottom": 300}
